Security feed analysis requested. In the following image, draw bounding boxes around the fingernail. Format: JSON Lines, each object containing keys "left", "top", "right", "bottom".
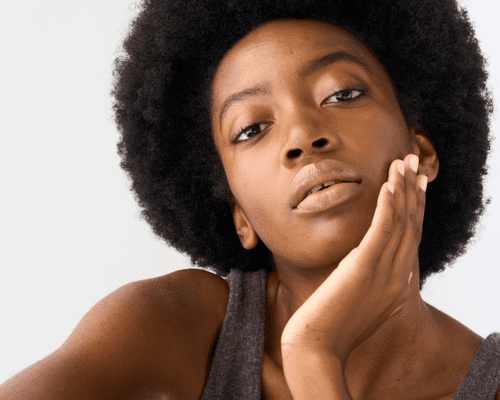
{"left": 410, "top": 155, "right": 419, "bottom": 173}
{"left": 398, "top": 161, "right": 405, "bottom": 176}
{"left": 388, "top": 182, "right": 395, "bottom": 194}
{"left": 419, "top": 175, "right": 428, "bottom": 191}
{"left": 408, "top": 271, "right": 413, "bottom": 284}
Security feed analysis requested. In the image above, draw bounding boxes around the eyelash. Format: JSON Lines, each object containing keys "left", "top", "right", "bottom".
{"left": 231, "top": 123, "right": 270, "bottom": 144}
{"left": 323, "top": 88, "right": 365, "bottom": 105}
{"left": 231, "top": 88, "right": 365, "bottom": 143}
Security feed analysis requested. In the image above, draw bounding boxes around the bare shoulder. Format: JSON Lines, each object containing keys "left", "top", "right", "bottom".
{"left": 122, "top": 268, "right": 230, "bottom": 332}
{"left": 440, "top": 317, "right": 500, "bottom": 400}
{"left": 0, "top": 269, "right": 229, "bottom": 400}
{"left": 425, "top": 302, "right": 482, "bottom": 349}
{"left": 63, "top": 268, "right": 230, "bottom": 398}
{"left": 425, "top": 303, "right": 484, "bottom": 399}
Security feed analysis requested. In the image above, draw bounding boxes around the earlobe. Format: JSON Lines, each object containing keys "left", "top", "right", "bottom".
{"left": 411, "top": 127, "right": 439, "bottom": 182}
{"left": 231, "top": 201, "right": 259, "bottom": 250}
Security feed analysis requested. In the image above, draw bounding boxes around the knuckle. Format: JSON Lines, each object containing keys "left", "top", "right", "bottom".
{"left": 397, "top": 178, "right": 405, "bottom": 190}
{"left": 395, "top": 214, "right": 406, "bottom": 233}
{"left": 407, "top": 212, "right": 417, "bottom": 226}
{"left": 406, "top": 212, "right": 422, "bottom": 240}
{"left": 414, "top": 227, "right": 423, "bottom": 241}
{"left": 409, "top": 176, "right": 417, "bottom": 190}
{"left": 379, "top": 221, "right": 392, "bottom": 240}
{"left": 373, "top": 218, "right": 392, "bottom": 239}
{"left": 388, "top": 193, "right": 395, "bottom": 208}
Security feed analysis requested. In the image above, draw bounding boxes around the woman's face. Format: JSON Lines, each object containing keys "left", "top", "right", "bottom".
{"left": 211, "top": 19, "right": 416, "bottom": 271}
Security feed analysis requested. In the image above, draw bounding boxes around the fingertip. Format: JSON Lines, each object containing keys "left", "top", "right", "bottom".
{"left": 376, "top": 182, "right": 395, "bottom": 215}
{"left": 409, "top": 155, "right": 419, "bottom": 174}
{"left": 379, "top": 182, "right": 394, "bottom": 201}
{"left": 397, "top": 160, "right": 406, "bottom": 177}
{"left": 387, "top": 182, "right": 395, "bottom": 194}
{"left": 417, "top": 175, "right": 428, "bottom": 192}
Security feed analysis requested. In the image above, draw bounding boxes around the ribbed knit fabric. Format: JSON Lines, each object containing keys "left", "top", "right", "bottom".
{"left": 453, "top": 332, "right": 500, "bottom": 400}
{"left": 200, "top": 268, "right": 267, "bottom": 400}
{"left": 201, "top": 269, "right": 500, "bottom": 399}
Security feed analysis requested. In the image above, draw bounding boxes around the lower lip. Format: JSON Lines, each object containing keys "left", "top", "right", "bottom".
{"left": 294, "top": 182, "right": 361, "bottom": 214}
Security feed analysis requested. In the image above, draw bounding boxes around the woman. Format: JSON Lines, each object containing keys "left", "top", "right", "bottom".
{"left": 1, "top": 0, "right": 498, "bottom": 399}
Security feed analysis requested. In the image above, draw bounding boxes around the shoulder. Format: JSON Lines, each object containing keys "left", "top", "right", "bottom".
{"left": 426, "top": 305, "right": 500, "bottom": 399}
{"left": 125, "top": 268, "right": 230, "bottom": 325}
{"left": 63, "top": 268, "right": 230, "bottom": 354}
{"left": 65, "top": 268, "right": 230, "bottom": 397}
{"left": 65, "top": 269, "right": 230, "bottom": 398}
{"left": 1, "top": 269, "right": 229, "bottom": 400}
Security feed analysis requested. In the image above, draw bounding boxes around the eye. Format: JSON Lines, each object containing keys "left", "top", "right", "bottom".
{"left": 232, "top": 123, "right": 270, "bottom": 143}
{"left": 323, "top": 89, "right": 364, "bottom": 104}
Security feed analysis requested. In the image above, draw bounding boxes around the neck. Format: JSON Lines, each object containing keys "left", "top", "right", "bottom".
{"left": 344, "top": 288, "right": 440, "bottom": 397}
{"left": 268, "top": 261, "right": 442, "bottom": 397}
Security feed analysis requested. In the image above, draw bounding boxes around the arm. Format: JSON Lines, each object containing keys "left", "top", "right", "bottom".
{"left": 0, "top": 269, "right": 228, "bottom": 400}
{"left": 282, "top": 154, "right": 427, "bottom": 398}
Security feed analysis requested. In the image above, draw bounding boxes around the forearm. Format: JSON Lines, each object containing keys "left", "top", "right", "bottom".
{"left": 282, "top": 348, "right": 353, "bottom": 400}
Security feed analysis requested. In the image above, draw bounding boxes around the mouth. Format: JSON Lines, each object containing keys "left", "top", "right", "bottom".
{"left": 294, "top": 181, "right": 362, "bottom": 213}
{"left": 306, "top": 180, "right": 342, "bottom": 196}
{"left": 289, "top": 159, "right": 362, "bottom": 211}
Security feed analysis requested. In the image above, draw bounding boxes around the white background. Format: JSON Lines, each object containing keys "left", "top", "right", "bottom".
{"left": 0, "top": 0, "right": 499, "bottom": 383}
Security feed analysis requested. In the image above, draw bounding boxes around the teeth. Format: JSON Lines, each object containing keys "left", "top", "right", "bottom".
{"left": 323, "top": 181, "right": 337, "bottom": 187}
{"left": 308, "top": 185, "right": 323, "bottom": 195}
{"left": 307, "top": 181, "right": 339, "bottom": 196}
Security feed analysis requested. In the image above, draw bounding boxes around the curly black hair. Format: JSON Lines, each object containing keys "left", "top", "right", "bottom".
{"left": 112, "top": 0, "right": 493, "bottom": 286}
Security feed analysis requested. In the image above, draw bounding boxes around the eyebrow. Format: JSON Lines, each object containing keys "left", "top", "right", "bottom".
{"left": 217, "top": 51, "right": 367, "bottom": 130}
{"left": 219, "top": 85, "right": 271, "bottom": 130}
{"left": 300, "top": 51, "right": 367, "bottom": 78}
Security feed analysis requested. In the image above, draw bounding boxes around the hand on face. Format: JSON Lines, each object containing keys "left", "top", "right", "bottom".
{"left": 281, "top": 153, "right": 428, "bottom": 363}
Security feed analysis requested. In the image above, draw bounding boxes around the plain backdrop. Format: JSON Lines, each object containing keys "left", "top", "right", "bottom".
{"left": 0, "top": 0, "right": 499, "bottom": 383}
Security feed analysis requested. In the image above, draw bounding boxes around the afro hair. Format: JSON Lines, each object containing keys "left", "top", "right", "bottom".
{"left": 112, "top": 0, "right": 493, "bottom": 287}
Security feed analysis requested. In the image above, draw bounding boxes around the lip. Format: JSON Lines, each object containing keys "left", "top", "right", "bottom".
{"left": 289, "top": 159, "right": 362, "bottom": 210}
{"left": 294, "top": 182, "right": 362, "bottom": 213}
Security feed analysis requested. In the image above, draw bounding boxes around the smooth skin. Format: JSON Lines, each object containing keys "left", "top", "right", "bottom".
{"left": 281, "top": 156, "right": 427, "bottom": 399}
{"left": 1, "top": 18, "right": 496, "bottom": 400}
{"left": 211, "top": 19, "right": 492, "bottom": 400}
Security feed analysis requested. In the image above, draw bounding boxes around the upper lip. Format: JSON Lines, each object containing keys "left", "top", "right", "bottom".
{"left": 289, "top": 159, "right": 362, "bottom": 209}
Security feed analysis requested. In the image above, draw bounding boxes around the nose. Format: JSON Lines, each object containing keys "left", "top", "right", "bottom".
{"left": 279, "top": 109, "right": 341, "bottom": 166}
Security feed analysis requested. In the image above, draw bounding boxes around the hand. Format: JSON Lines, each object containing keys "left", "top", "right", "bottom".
{"left": 281, "top": 154, "right": 428, "bottom": 363}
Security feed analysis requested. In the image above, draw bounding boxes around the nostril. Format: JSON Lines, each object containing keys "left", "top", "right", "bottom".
{"left": 287, "top": 148, "right": 302, "bottom": 159}
{"left": 286, "top": 138, "right": 329, "bottom": 159}
{"left": 313, "top": 138, "right": 328, "bottom": 148}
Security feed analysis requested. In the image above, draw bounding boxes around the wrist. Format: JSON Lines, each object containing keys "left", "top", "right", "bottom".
{"left": 281, "top": 335, "right": 351, "bottom": 365}
{"left": 282, "top": 349, "right": 352, "bottom": 400}
{"left": 281, "top": 318, "right": 355, "bottom": 363}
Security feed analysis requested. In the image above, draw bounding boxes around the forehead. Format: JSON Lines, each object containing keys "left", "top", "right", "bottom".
{"left": 211, "top": 19, "right": 380, "bottom": 111}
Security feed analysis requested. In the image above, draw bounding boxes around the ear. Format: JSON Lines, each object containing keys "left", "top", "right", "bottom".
{"left": 231, "top": 200, "right": 259, "bottom": 250}
{"left": 410, "top": 126, "right": 439, "bottom": 182}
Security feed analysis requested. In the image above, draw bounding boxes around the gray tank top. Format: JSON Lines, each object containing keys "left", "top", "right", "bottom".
{"left": 201, "top": 269, "right": 500, "bottom": 399}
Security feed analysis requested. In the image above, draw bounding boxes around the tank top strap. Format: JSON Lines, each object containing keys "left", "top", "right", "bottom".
{"left": 201, "top": 268, "right": 268, "bottom": 400}
{"left": 453, "top": 332, "right": 500, "bottom": 399}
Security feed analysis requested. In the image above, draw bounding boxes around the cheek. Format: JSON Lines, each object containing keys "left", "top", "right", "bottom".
{"left": 227, "top": 154, "right": 297, "bottom": 250}
{"left": 346, "top": 106, "right": 409, "bottom": 169}
{"left": 228, "top": 156, "right": 280, "bottom": 220}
